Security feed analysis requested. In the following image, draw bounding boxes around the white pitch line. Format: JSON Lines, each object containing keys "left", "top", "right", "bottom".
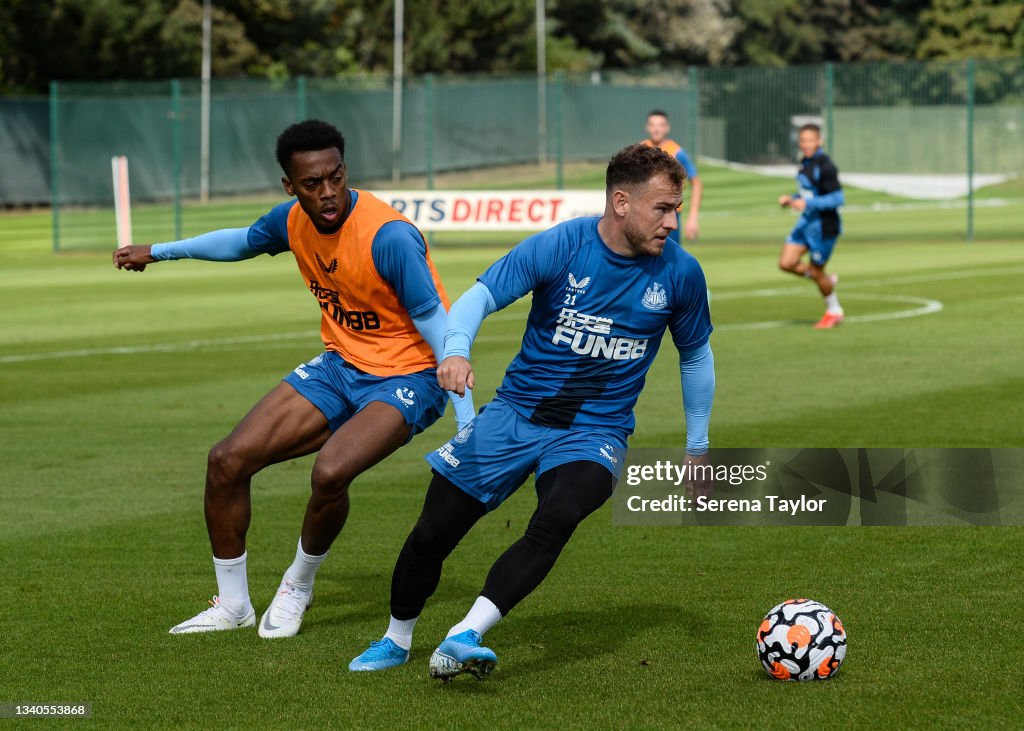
{"left": 700, "top": 197, "right": 1021, "bottom": 219}
{"left": 484, "top": 292, "right": 943, "bottom": 337}
{"left": 6, "top": 262, "right": 1010, "bottom": 365}
{"left": 715, "top": 293, "right": 943, "bottom": 331}
{"left": 842, "top": 265, "right": 1024, "bottom": 289}
{"left": 0, "top": 331, "right": 319, "bottom": 364}
{"left": 708, "top": 263, "right": 1024, "bottom": 300}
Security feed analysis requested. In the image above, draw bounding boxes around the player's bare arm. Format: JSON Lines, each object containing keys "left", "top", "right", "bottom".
{"left": 684, "top": 175, "right": 703, "bottom": 241}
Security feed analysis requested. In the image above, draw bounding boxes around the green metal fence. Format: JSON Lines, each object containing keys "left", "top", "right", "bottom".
{"left": 0, "top": 58, "right": 1019, "bottom": 250}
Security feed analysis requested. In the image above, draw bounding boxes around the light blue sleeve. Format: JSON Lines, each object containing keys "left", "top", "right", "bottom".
{"left": 443, "top": 281, "right": 498, "bottom": 359}
{"left": 371, "top": 221, "right": 442, "bottom": 318}
{"left": 806, "top": 189, "right": 845, "bottom": 212}
{"left": 151, "top": 227, "right": 259, "bottom": 262}
{"left": 675, "top": 148, "right": 699, "bottom": 179}
{"left": 679, "top": 342, "right": 715, "bottom": 456}
{"left": 411, "top": 302, "right": 477, "bottom": 429}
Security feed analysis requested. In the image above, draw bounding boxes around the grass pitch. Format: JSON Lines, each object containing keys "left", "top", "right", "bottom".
{"left": 1, "top": 163, "right": 1022, "bottom": 728}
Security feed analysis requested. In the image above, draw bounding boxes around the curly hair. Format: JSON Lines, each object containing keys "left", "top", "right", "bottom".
{"left": 605, "top": 143, "right": 685, "bottom": 194}
{"left": 275, "top": 119, "right": 346, "bottom": 174}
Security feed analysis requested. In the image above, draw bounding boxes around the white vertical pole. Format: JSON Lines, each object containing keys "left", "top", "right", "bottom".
{"left": 200, "top": 0, "right": 212, "bottom": 203}
{"left": 112, "top": 156, "right": 133, "bottom": 248}
{"left": 391, "top": 0, "right": 404, "bottom": 184}
{"left": 536, "top": 0, "right": 547, "bottom": 165}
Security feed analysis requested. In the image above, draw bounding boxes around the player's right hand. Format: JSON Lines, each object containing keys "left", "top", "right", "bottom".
{"left": 778, "top": 195, "right": 792, "bottom": 208}
{"left": 437, "top": 355, "right": 475, "bottom": 397}
{"left": 683, "top": 452, "right": 714, "bottom": 500}
{"left": 113, "top": 244, "right": 155, "bottom": 272}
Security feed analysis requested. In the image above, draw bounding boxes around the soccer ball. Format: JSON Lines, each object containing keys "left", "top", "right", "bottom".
{"left": 756, "top": 598, "right": 846, "bottom": 681}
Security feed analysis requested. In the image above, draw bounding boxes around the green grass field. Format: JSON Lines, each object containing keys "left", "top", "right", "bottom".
{"left": 2, "top": 163, "right": 1022, "bottom": 728}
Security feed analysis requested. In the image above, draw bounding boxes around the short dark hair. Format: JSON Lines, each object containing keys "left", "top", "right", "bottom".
{"left": 275, "top": 120, "right": 346, "bottom": 174}
{"left": 799, "top": 123, "right": 822, "bottom": 136}
{"left": 606, "top": 143, "right": 686, "bottom": 194}
{"left": 647, "top": 109, "right": 669, "bottom": 121}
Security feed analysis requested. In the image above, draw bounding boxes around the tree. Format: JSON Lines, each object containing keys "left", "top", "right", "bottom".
{"left": 0, "top": 0, "right": 262, "bottom": 93}
{"left": 2, "top": 0, "right": 1023, "bottom": 95}
{"left": 729, "top": 0, "right": 933, "bottom": 66}
{"left": 917, "top": 0, "right": 1024, "bottom": 59}
{"left": 549, "top": 0, "right": 741, "bottom": 68}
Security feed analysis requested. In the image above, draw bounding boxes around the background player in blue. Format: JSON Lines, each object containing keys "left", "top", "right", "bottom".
{"left": 778, "top": 123, "right": 846, "bottom": 329}
{"left": 349, "top": 144, "right": 716, "bottom": 679}
{"left": 643, "top": 109, "right": 702, "bottom": 244}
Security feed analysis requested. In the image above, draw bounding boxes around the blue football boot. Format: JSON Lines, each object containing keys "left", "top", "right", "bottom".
{"left": 428, "top": 630, "right": 497, "bottom": 681}
{"left": 348, "top": 638, "right": 410, "bottom": 672}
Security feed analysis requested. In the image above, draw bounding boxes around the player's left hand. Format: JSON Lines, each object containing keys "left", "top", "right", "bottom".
{"left": 113, "top": 244, "right": 155, "bottom": 272}
{"left": 789, "top": 197, "right": 807, "bottom": 212}
{"left": 684, "top": 217, "right": 699, "bottom": 242}
{"left": 683, "top": 452, "right": 713, "bottom": 500}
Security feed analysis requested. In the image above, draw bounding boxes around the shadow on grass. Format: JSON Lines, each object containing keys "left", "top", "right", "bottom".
{"left": 432, "top": 601, "right": 706, "bottom": 693}
{"left": 299, "top": 569, "right": 484, "bottom": 632}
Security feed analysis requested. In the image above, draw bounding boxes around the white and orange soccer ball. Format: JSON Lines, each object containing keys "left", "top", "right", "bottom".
{"left": 756, "top": 598, "right": 847, "bottom": 681}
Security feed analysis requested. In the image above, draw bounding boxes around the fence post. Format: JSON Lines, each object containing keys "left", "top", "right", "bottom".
{"left": 688, "top": 66, "right": 699, "bottom": 157}
{"left": 966, "top": 58, "right": 975, "bottom": 243}
{"left": 296, "top": 75, "right": 307, "bottom": 121}
{"left": 424, "top": 74, "right": 434, "bottom": 191}
{"left": 555, "top": 70, "right": 565, "bottom": 190}
{"left": 171, "top": 79, "right": 183, "bottom": 240}
{"left": 824, "top": 62, "right": 834, "bottom": 154}
{"left": 424, "top": 74, "right": 435, "bottom": 247}
{"left": 49, "top": 81, "right": 60, "bottom": 253}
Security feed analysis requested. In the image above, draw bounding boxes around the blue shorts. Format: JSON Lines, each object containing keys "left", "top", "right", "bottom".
{"left": 283, "top": 351, "right": 446, "bottom": 438}
{"left": 787, "top": 219, "right": 837, "bottom": 266}
{"left": 425, "top": 398, "right": 628, "bottom": 511}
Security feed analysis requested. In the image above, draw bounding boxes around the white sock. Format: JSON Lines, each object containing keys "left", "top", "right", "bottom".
{"left": 384, "top": 615, "right": 418, "bottom": 651}
{"left": 824, "top": 291, "right": 843, "bottom": 315}
{"left": 283, "top": 538, "right": 328, "bottom": 589}
{"left": 446, "top": 596, "right": 502, "bottom": 639}
{"left": 212, "top": 552, "right": 251, "bottom": 616}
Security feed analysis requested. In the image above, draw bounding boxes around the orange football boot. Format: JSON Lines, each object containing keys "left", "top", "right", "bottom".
{"left": 814, "top": 312, "right": 844, "bottom": 329}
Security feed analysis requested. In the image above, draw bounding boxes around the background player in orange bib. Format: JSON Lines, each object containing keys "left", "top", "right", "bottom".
{"left": 642, "top": 109, "right": 703, "bottom": 244}
{"left": 114, "top": 120, "right": 475, "bottom": 638}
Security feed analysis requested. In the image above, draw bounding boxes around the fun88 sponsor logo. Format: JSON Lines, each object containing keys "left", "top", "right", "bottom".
{"left": 551, "top": 308, "right": 648, "bottom": 361}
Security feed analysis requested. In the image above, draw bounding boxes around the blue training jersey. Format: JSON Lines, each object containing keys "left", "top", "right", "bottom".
{"left": 479, "top": 216, "right": 712, "bottom": 435}
{"left": 795, "top": 149, "right": 844, "bottom": 240}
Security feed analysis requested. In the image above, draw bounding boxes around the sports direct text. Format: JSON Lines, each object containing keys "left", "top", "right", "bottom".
{"left": 376, "top": 190, "right": 604, "bottom": 231}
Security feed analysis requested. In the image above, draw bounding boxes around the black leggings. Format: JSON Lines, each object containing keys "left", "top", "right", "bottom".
{"left": 390, "top": 461, "right": 615, "bottom": 620}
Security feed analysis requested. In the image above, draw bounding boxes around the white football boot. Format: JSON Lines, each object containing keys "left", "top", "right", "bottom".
{"left": 258, "top": 577, "right": 314, "bottom": 638}
{"left": 169, "top": 596, "right": 255, "bottom": 634}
